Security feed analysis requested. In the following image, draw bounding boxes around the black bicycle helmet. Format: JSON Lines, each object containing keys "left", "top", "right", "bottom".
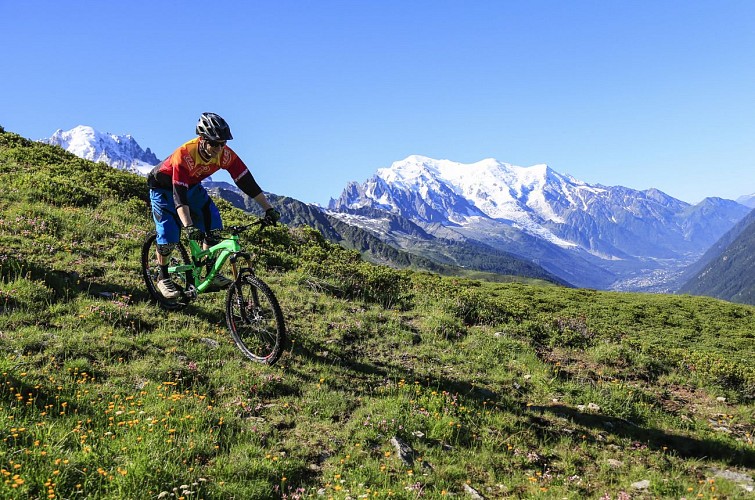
{"left": 195, "top": 112, "right": 233, "bottom": 141}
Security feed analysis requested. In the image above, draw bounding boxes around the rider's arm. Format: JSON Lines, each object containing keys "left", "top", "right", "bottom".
{"left": 253, "top": 192, "right": 273, "bottom": 212}
{"left": 170, "top": 148, "right": 194, "bottom": 227}
{"left": 226, "top": 154, "right": 274, "bottom": 212}
{"left": 233, "top": 169, "right": 271, "bottom": 210}
{"left": 233, "top": 170, "right": 262, "bottom": 197}
{"left": 176, "top": 205, "right": 193, "bottom": 227}
{"left": 173, "top": 182, "right": 193, "bottom": 228}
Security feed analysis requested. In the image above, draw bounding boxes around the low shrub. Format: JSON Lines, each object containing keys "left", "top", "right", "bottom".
{"left": 300, "top": 256, "right": 412, "bottom": 309}
{"left": 590, "top": 342, "right": 669, "bottom": 381}
{"left": 411, "top": 273, "right": 527, "bottom": 326}
{"left": 424, "top": 311, "right": 467, "bottom": 340}
{"left": 682, "top": 351, "right": 755, "bottom": 401}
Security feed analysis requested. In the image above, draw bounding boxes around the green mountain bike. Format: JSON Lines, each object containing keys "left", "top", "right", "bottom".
{"left": 141, "top": 220, "right": 286, "bottom": 364}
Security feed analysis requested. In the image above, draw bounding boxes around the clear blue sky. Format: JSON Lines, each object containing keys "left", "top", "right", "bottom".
{"left": 2, "top": 0, "right": 754, "bottom": 205}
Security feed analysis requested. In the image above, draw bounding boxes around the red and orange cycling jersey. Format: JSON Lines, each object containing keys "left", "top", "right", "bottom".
{"left": 148, "top": 137, "right": 262, "bottom": 207}
{"left": 154, "top": 137, "right": 248, "bottom": 188}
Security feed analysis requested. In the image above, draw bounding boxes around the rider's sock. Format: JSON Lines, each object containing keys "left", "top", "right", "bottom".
{"left": 159, "top": 265, "right": 169, "bottom": 280}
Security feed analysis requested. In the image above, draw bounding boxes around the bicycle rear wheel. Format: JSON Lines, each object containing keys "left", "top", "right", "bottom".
{"left": 141, "top": 232, "right": 192, "bottom": 311}
{"left": 225, "top": 271, "right": 286, "bottom": 364}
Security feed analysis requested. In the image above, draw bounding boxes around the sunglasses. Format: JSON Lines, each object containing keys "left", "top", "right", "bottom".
{"left": 205, "top": 139, "right": 226, "bottom": 148}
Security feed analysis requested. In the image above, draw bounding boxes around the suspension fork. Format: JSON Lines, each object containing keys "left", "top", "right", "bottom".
{"left": 230, "top": 260, "right": 239, "bottom": 282}
{"left": 229, "top": 252, "right": 254, "bottom": 281}
{"left": 228, "top": 252, "right": 257, "bottom": 322}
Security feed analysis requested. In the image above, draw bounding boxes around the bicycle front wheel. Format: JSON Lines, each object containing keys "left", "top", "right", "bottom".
{"left": 225, "top": 272, "right": 286, "bottom": 364}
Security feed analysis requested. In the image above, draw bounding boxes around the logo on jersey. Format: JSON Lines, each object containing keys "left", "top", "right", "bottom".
{"left": 221, "top": 149, "right": 232, "bottom": 167}
{"left": 182, "top": 154, "right": 196, "bottom": 170}
{"left": 192, "top": 163, "right": 213, "bottom": 176}
{"left": 186, "top": 148, "right": 214, "bottom": 177}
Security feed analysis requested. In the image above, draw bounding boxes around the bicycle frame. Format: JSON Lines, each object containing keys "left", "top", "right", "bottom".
{"left": 167, "top": 234, "right": 252, "bottom": 297}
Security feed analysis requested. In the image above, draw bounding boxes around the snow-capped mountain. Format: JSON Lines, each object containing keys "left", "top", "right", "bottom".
{"left": 329, "top": 155, "right": 751, "bottom": 290}
{"left": 41, "top": 125, "right": 159, "bottom": 175}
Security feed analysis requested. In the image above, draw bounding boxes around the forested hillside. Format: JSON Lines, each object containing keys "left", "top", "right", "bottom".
{"left": 678, "top": 208, "right": 755, "bottom": 305}
{"left": 1, "top": 127, "right": 753, "bottom": 498}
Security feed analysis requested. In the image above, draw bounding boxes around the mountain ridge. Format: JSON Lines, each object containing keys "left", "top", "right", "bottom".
{"left": 677, "top": 207, "right": 755, "bottom": 304}
{"left": 737, "top": 193, "right": 755, "bottom": 208}
{"left": 329, "top": 155, "right": 750, "bottom": 290}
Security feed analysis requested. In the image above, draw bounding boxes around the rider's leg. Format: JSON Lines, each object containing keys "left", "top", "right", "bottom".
{"left": 150, "top": 189, "right": 181, "bottom": 298}
{"left": 156, "top": 243, "right": 176, "bottom": 278}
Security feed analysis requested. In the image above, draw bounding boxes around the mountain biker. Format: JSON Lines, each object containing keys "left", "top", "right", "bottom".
{"left": 147, "top": 112, "right": 280, "bottom": 300}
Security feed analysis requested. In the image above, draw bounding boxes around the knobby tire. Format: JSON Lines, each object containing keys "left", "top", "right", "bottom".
{"left": 225, "top": 271, "right": 286, "bottom": 364}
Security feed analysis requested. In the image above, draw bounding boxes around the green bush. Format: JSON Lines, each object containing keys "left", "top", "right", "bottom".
{"left": 547, "top": 315, "right": 595, "bottom": 348}
{"left": 0, "top": 253, "right": 79, "bottom": 301}
{"left": 0, "top": 255, "right": 24, "bottom": 282}
{"left": 252, "top": 224, "right": 304, "bottom": 272}
{"left": 297, "top": 242, "right": 412, "bottom": 309}
{"left": 424, "top": 311, "right": 467, "bottom": 340}
{"left": 682, "top": 351, "right": 755, "bottom": 401}
{"left": 590, "top": 342, "right": 668, "bottom": 381}
{"left": 411, "top": 273, "right": 527, "bottom": 326}
{"left": 435, "top": 285, "right": 524, "bottom": 326}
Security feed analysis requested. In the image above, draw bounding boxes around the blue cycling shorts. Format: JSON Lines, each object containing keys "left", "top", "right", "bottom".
{"left": 150, "top": 186, "right": 222, "bottom": 245}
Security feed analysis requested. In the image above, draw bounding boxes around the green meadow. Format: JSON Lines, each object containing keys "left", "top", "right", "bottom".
{"left": 1, "top": 128, "right": 753, "bottom": 498}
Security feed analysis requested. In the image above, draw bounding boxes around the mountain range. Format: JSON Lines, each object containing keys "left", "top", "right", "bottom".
{"left": 327, "top": 156, "right": 750, "bottom": 290}
{"left": 42, "top": 125, "right": 159, "bottom": 175}
{"left": 41, "top": 126, "right": 755, "bottom": 301}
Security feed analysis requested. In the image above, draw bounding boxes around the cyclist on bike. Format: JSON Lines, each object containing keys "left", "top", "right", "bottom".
{"left": 147, "top": 112, "right": 280, "bottom": 300}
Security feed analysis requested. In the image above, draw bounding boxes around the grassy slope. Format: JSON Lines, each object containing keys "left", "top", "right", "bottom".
{"left": 0, "top": 128, "right": 753, "bottom": 499}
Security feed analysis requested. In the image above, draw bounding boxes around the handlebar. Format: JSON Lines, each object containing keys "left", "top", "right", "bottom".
{"left": 185, "top": 218, "right": 274, "bottom": 242}
{"left": 223, "top": 219, "right": 270, "bottom": 236}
